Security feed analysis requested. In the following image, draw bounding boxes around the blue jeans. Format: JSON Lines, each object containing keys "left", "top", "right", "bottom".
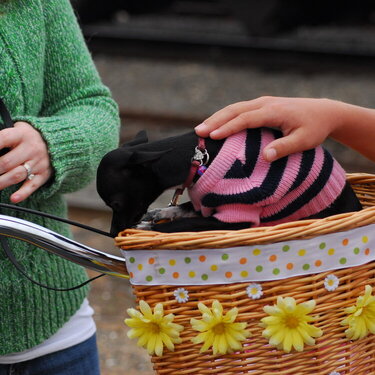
{"left": 0, "top": 334, "right": 100, "bottom": 375}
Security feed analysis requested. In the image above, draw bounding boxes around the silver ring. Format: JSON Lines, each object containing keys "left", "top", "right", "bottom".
{"left": 22, "top": 162, "right": 34, "bottom": 180}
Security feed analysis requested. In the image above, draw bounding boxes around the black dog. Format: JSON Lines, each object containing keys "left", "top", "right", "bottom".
{"left": 97, "top": 129, "right": 362, "bottom": 236}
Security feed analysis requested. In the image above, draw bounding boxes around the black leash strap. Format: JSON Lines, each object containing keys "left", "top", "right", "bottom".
{"left": 0, "top": 97, "right": 107, "bottom": 291}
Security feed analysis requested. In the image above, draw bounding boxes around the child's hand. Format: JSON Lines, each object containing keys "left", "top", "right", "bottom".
{"left": 195, "top": 97, "right": 345, "bottom": 162}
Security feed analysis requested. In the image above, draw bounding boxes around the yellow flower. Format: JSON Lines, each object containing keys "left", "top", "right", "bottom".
{"left": 341, "top": 285, "right": 375, "bottom": 340}
{"left": 190, "top": 300, "right": 250, "bottom": 355}
{"left": 260, "top": 296, "right": 322, "bottom": 353}
{"left": 125, "top": 300, "right": 183, "bottom": 356}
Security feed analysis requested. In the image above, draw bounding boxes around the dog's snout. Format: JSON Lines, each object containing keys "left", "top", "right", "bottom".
{"left": 110, "top": 214, "right": 126, "bottom": 237}
{"left": 110, "top": 211, "right": 143, "bottom": 237}
{"left": 110, "top": 227, "right": 120, "bottom": 237}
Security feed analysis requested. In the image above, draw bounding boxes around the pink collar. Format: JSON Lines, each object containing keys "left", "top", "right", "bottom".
{"left": 169, "top": 137, "right": 209, "bottom": 206}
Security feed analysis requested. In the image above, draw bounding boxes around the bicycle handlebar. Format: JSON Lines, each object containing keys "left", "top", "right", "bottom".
{"left": 0, "top": 214, "right": 128, "bottom": 278}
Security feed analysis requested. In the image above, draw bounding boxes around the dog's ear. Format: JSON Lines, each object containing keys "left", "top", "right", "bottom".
{"left": 129, "top": 149, "right": 172, "bottom": 165}
{"left": 121, "top": 130, "right": 148, "bottom": 147}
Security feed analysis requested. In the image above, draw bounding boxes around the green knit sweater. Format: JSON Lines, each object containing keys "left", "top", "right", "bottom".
{"left": 0, "top": 0, "right": 120, "bottom": 354}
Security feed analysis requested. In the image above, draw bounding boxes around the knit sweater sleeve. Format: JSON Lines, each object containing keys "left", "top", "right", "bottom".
{"left": 14, "top": 0, "right": 120, "bottom": 199}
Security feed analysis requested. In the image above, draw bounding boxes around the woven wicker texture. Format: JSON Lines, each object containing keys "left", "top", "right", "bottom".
{"left": 118, "top": 173, "right": 375, "bottom": 374}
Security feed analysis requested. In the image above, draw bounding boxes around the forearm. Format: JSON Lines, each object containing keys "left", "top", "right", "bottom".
{"left": 330, "top": 102, "right": 375, "bottom": 162}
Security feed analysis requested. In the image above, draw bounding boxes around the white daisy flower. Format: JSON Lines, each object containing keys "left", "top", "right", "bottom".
{"left": 246, "top": 283, "right": 263, "bottom": 299}
{"left": 324, "top": 274, "right": 339, "bottom": 292}
{"left": 173, "top": 288, "right": 189, "bottom": 303}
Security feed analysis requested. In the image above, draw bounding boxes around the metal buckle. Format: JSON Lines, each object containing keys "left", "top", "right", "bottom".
{"left": 191, "top": 146, "right": 209, "bottom": 166}
{"left": 169, "top": 188, "right": 183, "bottom": 206}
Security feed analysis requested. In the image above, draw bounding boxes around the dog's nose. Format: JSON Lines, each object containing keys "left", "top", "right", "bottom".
{"left": 110, "top": 218, "right": 132, "bottom": 237}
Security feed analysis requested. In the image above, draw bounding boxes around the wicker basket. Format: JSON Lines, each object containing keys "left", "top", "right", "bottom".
{"left": 116, "top": 173, "right": 375, "bottom": 375}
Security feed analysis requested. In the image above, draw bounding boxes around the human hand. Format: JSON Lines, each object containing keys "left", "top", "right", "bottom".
{"left": 0, "top": 121, "right": 52, "bottom": 203}
{"left": 195, "top": 96, "right": 346, "bottom": 161}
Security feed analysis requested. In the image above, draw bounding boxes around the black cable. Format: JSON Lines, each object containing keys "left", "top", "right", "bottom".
{"left": 0, "top": 236, "right": 105, "bottom": 291}
{"left": 0, "top": 203, "right": 113, "bottom": 238}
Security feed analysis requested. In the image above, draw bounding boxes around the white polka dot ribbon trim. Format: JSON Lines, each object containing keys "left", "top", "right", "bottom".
{"left": 123, "top": 223, "right": 375, "bottom": 286}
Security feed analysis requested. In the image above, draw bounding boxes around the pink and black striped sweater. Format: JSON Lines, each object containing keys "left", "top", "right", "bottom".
{"left": 188, "top": 128, "right": 348, "bottom": 226}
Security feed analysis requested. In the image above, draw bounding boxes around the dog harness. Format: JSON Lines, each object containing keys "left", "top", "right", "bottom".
{"left": 188, "top": 128, "right": 347, "bottom": 226}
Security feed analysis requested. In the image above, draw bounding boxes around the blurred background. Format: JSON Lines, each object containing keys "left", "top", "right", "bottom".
{"left": 66, "top": 1, "right": 375, "bottom": 373}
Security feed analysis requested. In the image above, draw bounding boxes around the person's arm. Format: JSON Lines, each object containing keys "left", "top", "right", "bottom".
{"left": 195, "top": 96, "right": 375, "bottom": 162}
{"left": 13, "top": 0, "right": 120, "bottom": 201}
{"left": 330, "top": 102, "right": 375, "bottom": 162}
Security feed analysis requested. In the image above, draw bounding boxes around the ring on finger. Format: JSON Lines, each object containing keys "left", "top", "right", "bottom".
{"left": 22, "top": 162, "right": 35, "bottom": 181}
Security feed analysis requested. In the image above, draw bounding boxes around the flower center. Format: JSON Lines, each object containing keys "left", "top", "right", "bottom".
{"left": 212, "top": 323, "right": 226, "bottom": 335}
{"left": 149, "top": 322, "right": 161, "bottom": 334}
{"left": 284, "top": 315, "right": 300, "bottom": 329}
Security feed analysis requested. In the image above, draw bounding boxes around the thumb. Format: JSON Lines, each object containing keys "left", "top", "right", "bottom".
{"left": 263, "top": 130, "right": 309, "bottom": 162}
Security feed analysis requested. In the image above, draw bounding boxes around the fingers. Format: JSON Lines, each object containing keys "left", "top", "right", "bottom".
{"left": 263, "top": 129, "right": 314, "bottom": 162}
{"left": 0, "top": 146, "right": 35, "bottom": 174}
{"left": 0, "top": 124, "right": 44, "bottom": 173}
{"left": 10, "top": 173, "right": 50, "bottom": 203}
{"left": 11, "top": 161, "right": 53, "bottom": 203}
{"left": 0, "top": 127, "right": 22, "bottom": 151}
{"left": 0, "top": 159, "right": 52, "bottom": 203}
{"left": 208, "top": 108, "right": 278, "bottom": 140}
{"left": 0, "top": 164, "right": 35, "bottom": 189}
{"left": 195, "top": 98, "right": 266, "bottom": 138}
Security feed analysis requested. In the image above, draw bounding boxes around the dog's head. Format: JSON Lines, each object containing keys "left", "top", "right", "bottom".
{"left": 97, "top": 131, "right": 169, "bottom": 236}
